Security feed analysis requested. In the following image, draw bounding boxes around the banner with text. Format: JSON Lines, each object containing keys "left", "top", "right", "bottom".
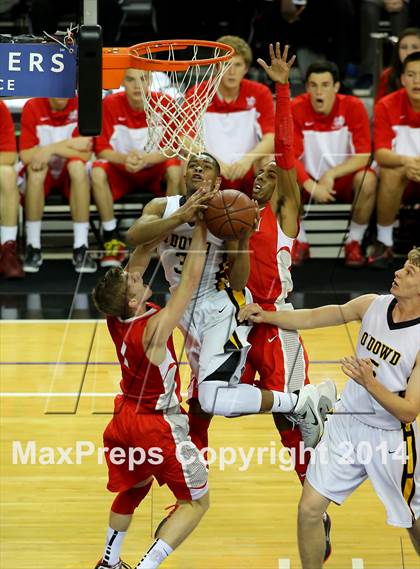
{"left": 0, "top": 43, "right": 77, "bottom": 97}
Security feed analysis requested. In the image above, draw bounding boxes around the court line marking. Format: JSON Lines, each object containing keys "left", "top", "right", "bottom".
{"left": 352, "top": 559, "right": 364, "bottom": 569}
{"left": 0, "top": 360, "right": 341, "bottom": 365}
{"left": 0, "top": 391, "right": 190, "bottom": 398}
{"left": 278, "top": 559, "right": 291, "bottom": 569}
{"left": 0, "top": 319, "right": 102, "bottom": 323}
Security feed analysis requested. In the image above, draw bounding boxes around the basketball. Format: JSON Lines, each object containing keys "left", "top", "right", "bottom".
{"left": 203, "top": 189, "right": 257, "bottom": 241}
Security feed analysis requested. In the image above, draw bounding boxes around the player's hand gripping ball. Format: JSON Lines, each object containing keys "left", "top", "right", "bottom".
{"left": 203, "top": 189, "right": 258, "bottom": 240}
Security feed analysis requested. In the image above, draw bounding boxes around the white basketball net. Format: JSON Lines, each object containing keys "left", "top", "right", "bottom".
{"left": 131, "top": 43, "right": 233, "bottom": 161}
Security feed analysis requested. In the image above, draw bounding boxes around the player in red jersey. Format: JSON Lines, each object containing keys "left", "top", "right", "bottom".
{"left": 92, "top": 202, "right": 212, "bottom": 569}
{"left": 291, "top": 61, "right": 378, "bottom": 267}
{"left": 185, "top": 35, "right": 275, "bottom": 196}
{"left": 19, "top": 97, "right": 95, "bottom": 273}
{"left": 0, "top": 101, "right": 24, "bottom": 279}
{"left": 92, "top": 68, "right": 182, "bottom": 268}
{"left": 369, "top": 51, "right": 420, "bottom": 268}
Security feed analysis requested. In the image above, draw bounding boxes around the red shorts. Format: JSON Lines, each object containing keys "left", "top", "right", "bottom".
{"left": 303, "top": 167, "right": 376, "bottom": 204}
{"left": 20, "top": 158, "right": 86, "bottom": 199}
{"left": 93, "top": 159, "right": 180, "bottom": 200}
{"left": 221, "top": 167, "right": 255, "bottom": 197}
{"left": 103, "top": 396, "right": 208, "bottom": 501}
{"left": 242, "top": 322, "right": 310, "bottom": 391}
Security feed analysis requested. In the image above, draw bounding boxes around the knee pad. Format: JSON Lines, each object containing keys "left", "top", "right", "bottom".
{"left": 111, "top": 481, "right": 153, "bottom": 515}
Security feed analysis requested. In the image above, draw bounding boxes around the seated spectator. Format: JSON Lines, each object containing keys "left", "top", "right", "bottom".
{"left": 375, "top": 27, "right": 420, "bottom": 102}
{"left": 291, "top": 61, "right": 378, "bottom": 267}
{"left": 19, "top": 97, "right": 96, "bottom": 273}
{"left": 0, "top": 100, "right": 23, "bottom": 279}
{"left": 185, "top": 35, "right": 275, "bottom": 196}
{"left": 91, "top": 68, "right": 182, "bottom": 268}
{"left": 354, "top": 0, "right": 410, "bottom": 96}
{"left": 369, "top": 51, "right": 420, "bottom": 268}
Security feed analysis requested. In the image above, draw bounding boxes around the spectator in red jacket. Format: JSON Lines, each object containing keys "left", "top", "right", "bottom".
{"left": 370, "top": 51, "right": 420, "bottom": 268}
{"left": 185, "top": 35, "right": 275, "bottom": 197}
{"left": 0, "top": 101, "right": 23, "bottom": 279}
{"left": 375, "top": 27, "right": 420, "bottom": 103}
{"left": 291, "top": 61, "right": 378, "bottom": 267}
{"left": 19, "top": 97, "right": 95, "bottom": 274}
{"left": 91, "top": 68, "right": 182, "bottom": 268}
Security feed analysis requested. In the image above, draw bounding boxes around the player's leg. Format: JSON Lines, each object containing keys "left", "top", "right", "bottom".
{"left": 298, "top": 481, "right": 331, "bottom": 569}
{"left": 369, "top": 165, "right": 407, "bottom": 268}
{"left": 91, "top": 162, "right": 127, "bottom": 268}
{"left": 345, "top": 169, "right": 377, "bottom": 267}
{"left": 67, "top": 159, "right": 97, "bottom": 273}
{"left": 407, "top": 517, "right": 420, "bottom": 555}
{"left": 0, "top": 164, "right": 24, "bottom": 278}
{"left": 23, "top": 165, "right": 48, "bottom": 272}
{"left": 96, "top": 478, "right": 154, "bottom": 569}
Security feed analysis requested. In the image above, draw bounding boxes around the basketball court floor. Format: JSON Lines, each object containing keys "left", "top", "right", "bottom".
{"left": 1, "top": 258, "right": 418, "bottom": 569}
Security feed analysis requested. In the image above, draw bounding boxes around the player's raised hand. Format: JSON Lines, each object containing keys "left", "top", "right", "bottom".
{"left": 257, "top": 43, "right": 296, "bottom": 85}
{"left": 238, "top": 302, "right": 265, "bottom": 323}
{"left": 178, "top": 187, "right": 213, "bottom": 223}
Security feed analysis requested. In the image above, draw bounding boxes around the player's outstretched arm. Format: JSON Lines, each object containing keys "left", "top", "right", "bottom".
{"left": 341, "top": 352, "right": 420, "bottom": 424}
{"left": 239, "top": 294, "right": 377, "bottom": 328}
{"left": 142, "top": 222, "right": 208, "bottom": 364}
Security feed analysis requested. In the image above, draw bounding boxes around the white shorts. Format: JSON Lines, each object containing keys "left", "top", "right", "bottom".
{"left": 179, "top": 287, "right": 252, "bottom": 393}
{"left": 307, "top": 403, "right": 420, "bottom": 528}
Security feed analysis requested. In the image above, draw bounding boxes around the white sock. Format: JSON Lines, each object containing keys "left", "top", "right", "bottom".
{"left": 346, "top": 221, "right": 367, "bottom": 243}
{"left": 271, "top": 391, "right": 298, "bottom": 413}
{"left": 102, "top": 219, "right": 117, "bottom": 233}
{"left": 377, "top": 224, "right": 393, "bottom": 247}
{"left": 25, "top": 221, "right": 41, "bottom": 249}
{"left": 1, "top": 225, "right": 18, "bottom": 244}
{"left": 73, "top": 222, "right": 89, "bottom": 249}
{"left": 297, "top": 224, "right": 308, "bottom": 243}
{"left": 102, "top": 527, "right": 127, "bottom": 566}
{"left": 136, "top": 539, "right": 173, "bottom": 568}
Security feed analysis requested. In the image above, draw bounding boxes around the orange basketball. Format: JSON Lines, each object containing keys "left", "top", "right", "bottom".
{"left": 203, "top": 189, "right": 257, "bottom": 241}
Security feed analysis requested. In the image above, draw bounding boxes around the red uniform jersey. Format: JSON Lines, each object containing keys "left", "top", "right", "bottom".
{"left": 0, "top": 101, "right": 16, "bottom": 153}
{"left": 291, "top": 93, "right": 372, "bottom": 185}
{"left": 107, "top": 304, "right": 182, "bottom": 413}
{"left": 247, "top": 203, "right": 294, "bottom": 309}
{"left": 375, "top": 67, "right": 392, "bottom": 103}
{"left": 185, "top": 78, "right": 274, "bottom": 164}
{"left": 95, "top": 91, "right": 174, "bottom": 155}
{"left": 374, "top": 88, "right": 420, "bottom": 157}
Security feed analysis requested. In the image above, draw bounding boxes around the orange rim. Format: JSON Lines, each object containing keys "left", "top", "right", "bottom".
{"left": 102, "top": 39, "right": 235, "bottom": 88}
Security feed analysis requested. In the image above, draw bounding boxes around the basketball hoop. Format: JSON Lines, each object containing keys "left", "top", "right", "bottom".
{"left": 102, "top": 39, "right": 235, "bottom": 160}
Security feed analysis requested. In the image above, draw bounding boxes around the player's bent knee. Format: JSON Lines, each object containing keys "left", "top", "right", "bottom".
{"left": 298, "top": 495, "right": 324, "bottom": 522}
{"left": 67, "top": 160, "right": 88, "bottom": 180}
{"left": 91, "top": 166, "right": 108, "bottom": 186}
{"left": 111, "top": 480, "right": 153, "bottom": 515}
{"left": 0, "top": 165, "right": 16, "bottom": 187}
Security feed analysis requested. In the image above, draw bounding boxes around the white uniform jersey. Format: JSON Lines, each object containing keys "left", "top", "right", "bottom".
{"left": 341, "top": 295, "right": 420, "bottom": 430}
{"left": 158, "top": 196, "right": 228, "bottom": 299}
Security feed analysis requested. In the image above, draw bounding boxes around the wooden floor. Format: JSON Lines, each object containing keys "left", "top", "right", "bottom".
{"left": 0, "top": 321, "right": 418, "bottom": 569}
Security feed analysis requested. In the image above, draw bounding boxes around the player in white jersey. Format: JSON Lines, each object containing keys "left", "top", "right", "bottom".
{"left": 126, "top": 152, "right": 332, "bottom": 447}
{"left": 239, "top": 246, "right": 420, "bottom": 567}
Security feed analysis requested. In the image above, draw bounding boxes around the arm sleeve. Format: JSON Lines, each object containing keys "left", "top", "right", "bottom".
{"left": 347, "top": 98, "right": 372, "bottom": 154}
{"left": 274, "top": 83, "right": 294, "bottom": 170}
{"left": 19, "top": 100, "right": 40, "bottom": 150}
{"left": 291, "top": 102, "right": 311, "bottom": 184}
{"left": 373, "top": 100, "right": 394, "bottom": 151}
{"left": 256, "top": 84, "right": 275, "bottom": 134}
{"left": 0, "top": 101, "right": 17, "bottom": 152}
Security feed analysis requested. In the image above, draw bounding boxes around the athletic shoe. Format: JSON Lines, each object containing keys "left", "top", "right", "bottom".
{"left": 101, "top": 238, "right": 127, "bottom": 268}
{"left": 94, "top": 559, "right": 131, "bottom": 569}
{"left": 0, "top": 240, "right": 24, "bottom": 279}
{"left": 154, "top": 503, "right": 180, "bottom": 538}
{"left": 344, "top": 240, "right": 365, "bottom": 268}
{"left": 292, "top": 240, "right": 310, "bottom": 266}
{"left": 323, "top": 512, "right": 332, "bottom": 562}
{"left": 316, "top": 380, "right": 337, "bottom": 420}
{"left": 292, "top": 384, "right": 323, "bottom": 448}
{"left": 367, "top": 240, "right": 393, "bottom": 269}
{"left": 73, "top": 246, "right": 97, "bottom": 273}
{"left": 23, "top": 245, "right": 43, "bottom": 273}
